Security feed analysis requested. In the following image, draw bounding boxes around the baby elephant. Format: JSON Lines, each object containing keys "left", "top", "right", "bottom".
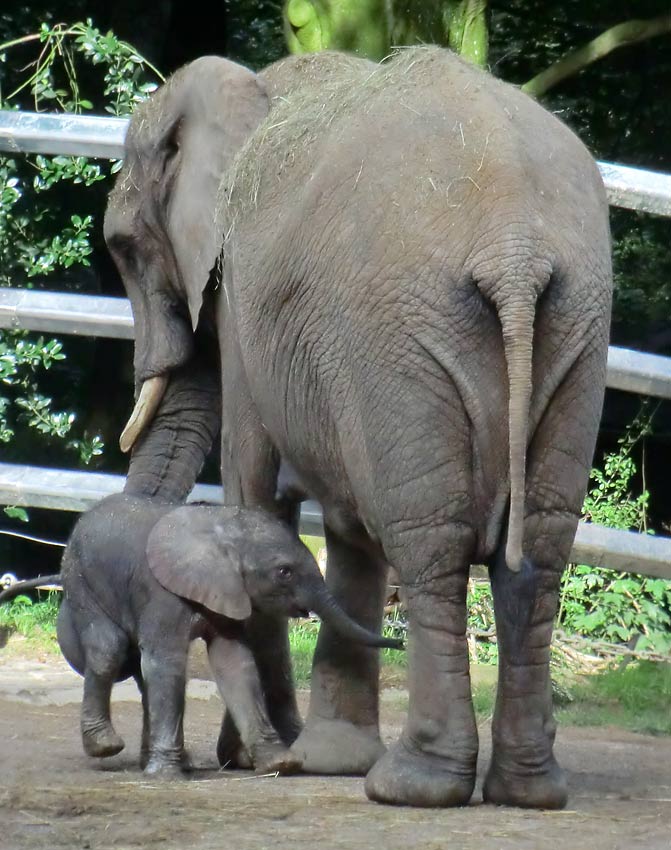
{"left": 2, "top": 494, "right": 400, "bottom": 776}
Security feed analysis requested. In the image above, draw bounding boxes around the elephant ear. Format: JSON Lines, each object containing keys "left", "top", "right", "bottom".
{"left": 147, "top": 506, "right": 252, "bottom": 620}
{"left": 166, "top": 56, "right": 269, "bottom": 331}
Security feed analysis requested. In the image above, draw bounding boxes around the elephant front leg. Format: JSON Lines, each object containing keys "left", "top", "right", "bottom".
{"left": 216, "top": 612, "right": 302, "bottom": 769}
{"left": 365, "top": 524, "right": 478, "bottom": 807}
{"left": 220, "top": 345, "right": 302, "bottom": 758}
{"left": 140, "top": 649, "right": 189, "bottom": 777}
{"left": 292, "top": 527, "right": 389, "bottom": 775}
{"left": 208, "top": 633, "right": 302, "bottom": 775}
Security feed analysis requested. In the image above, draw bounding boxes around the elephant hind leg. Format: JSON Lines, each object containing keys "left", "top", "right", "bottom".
{"left": 483, "top": 342, "right": 603, "bottom": 809}
{"left": 79, "top": 619, "right": 128, "bottom": 758}
{"left": 483, "top": 528, "right": 569, "bottom": 809}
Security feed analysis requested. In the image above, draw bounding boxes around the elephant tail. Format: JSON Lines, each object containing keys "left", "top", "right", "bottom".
{"left": 477, "top": 267, "right": 550, "bottom": 573}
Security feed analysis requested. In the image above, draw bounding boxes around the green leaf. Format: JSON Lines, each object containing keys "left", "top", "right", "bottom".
{"left": 4, "top": 505, "right": 28, "bottom": 522}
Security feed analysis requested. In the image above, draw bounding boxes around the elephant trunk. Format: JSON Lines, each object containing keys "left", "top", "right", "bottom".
{"left": 302, "top": 579, "right": 403, "bottom": 650}
{"left": 0, "top": 575, "right": 61, "bottom": 604}
{"left": 123, "top": 355, "right": 221, "bottom": 503}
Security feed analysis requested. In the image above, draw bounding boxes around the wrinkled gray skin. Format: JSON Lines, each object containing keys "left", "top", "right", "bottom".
{"left": 52, "top": 497, "right": 395, "bottom": 777}
{"left": 104, "top": 47, "right": 612, "bottom": 807}
{"left": 58, "top": 500, "right": 311, "bottom": 777}
{"left": 1, "top": 367, "right": 398, "bottom": 778}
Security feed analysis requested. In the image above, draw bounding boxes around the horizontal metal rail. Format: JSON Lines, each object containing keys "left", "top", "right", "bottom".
{"left": 1, "top": 110, "right": 671, "bottom": 216}
{"left": 0, "top": 463, "right": 325, "bottom": 537}
{"left": 570, "top": 523, "right": 671, "bottom": 582}
{"left": 0, "top": 462, "right": 668, "bottom": 578}
{"left": 0, "top": 289, "right": 133, "bottom": 338}
{"left": 3, "top": 288, "right": 671, "bottom": 399}
{"left": 0, "top": 111, "right": 126, "bottom": 159}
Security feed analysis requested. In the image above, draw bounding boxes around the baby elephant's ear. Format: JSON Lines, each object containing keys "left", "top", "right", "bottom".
{"left": 147, "top": 507, "right": 252, "bottom": 620}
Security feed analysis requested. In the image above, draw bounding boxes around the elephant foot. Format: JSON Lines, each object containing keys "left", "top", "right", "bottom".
{"left": 253, "top": 742, "right": 303, "bottom": 776}
{"left": 364, "top": 740, "right": 476, "bottom": 808}
{"left": 483, "top": 755, "right": 568, "bottom": 809}
{"left": 143, "top": 757, "right": 188, "bottom": 779}
{"left": 82, "top": 726, "right": 125, "bottom": 759}
{"left": 291, "top": 719, "right": 385, "bottom": 775}
{"left": 142, "top": 747, "right": 192, "bottom": 772}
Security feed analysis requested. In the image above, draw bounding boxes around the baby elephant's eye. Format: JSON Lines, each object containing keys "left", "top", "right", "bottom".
{"left": 277, "top": 565, "right": 294, "bottom": 581}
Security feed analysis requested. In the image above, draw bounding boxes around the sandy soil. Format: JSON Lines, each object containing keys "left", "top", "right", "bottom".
{"left": 1, "top": 641, "right": 670, "bottom": 850}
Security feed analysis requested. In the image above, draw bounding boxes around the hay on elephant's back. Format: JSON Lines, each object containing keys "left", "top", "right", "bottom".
{"left": 220, "top": 46, "right": 480, "bottom": 228}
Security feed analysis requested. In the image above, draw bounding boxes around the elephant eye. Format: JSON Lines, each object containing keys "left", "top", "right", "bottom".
{"left": 277, "top": 565, "right": 293, "bottom": 582}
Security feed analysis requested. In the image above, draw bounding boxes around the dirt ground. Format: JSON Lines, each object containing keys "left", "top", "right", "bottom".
{"left": 1, "top": 642, "right": 670, "bottom": 850}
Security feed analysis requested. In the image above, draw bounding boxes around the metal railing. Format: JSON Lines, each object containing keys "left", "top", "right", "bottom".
{"left": 2, "top": 109, "right": 671, "bottom": 578}
{"left": 2, "top": 111, "right": 671, "bottom": 216}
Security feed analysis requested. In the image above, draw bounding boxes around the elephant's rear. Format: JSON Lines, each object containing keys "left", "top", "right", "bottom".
{"left": 227, "top": 46, "right": 612, "bottom": 564}
{"left": 61, "top": 494, "right": 175, "bottom": 634}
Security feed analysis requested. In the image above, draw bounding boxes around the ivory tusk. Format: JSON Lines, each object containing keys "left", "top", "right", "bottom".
{"left": 119, "top": 375, "right": 169, "bottom": 453}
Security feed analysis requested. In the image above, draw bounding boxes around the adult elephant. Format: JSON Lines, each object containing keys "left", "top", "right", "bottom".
{"left": 105, "top": 47, "right": 612, "bottom": 808}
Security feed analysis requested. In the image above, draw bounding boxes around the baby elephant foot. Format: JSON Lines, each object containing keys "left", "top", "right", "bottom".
{"left": 483, "top": 754, "right": 568, "bottom": 809}
{"left": 365, "top": 740, "right": 476, "bottom": 807}
{"left": 81, "top": 725, "right": 125, "bottom": 759}
{"left": 253, "top": 742, "right": 303, "bottom": 776}
{"left": 292, "top": 719, "right": 385, "bottom": 775}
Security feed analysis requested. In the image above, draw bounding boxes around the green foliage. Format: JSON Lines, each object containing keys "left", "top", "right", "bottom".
{"left": 284, "top": 0, "right": 489, "bottom": 64}
{"left": 467, "top": 577, "right": 497, "bottom": 664}
{"left": 558, "top": 661, "right": 671, "bottom": 735}
{"left": 558, "top": 407, "right": 671, "bottom": 655}
{"left": 0, "top": 21, "right": 162, "bottom": 514}
{"left": 0, "top": 590, "right": 60, "bottom": 639}
{"left": 289, "top": 619, "right": 319, "bottom": 684}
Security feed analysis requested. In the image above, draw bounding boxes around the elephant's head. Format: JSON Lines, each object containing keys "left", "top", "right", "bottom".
{"left": 146, "top": 505, "right": 403, "bottom": 650}
{"left": 104, "top": 57, "right": 269, "bottom": 452}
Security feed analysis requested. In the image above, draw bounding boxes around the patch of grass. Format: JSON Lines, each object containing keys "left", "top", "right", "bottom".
{"left": 0, "top": 591, "right": 61, "bottom": 654}
{"left": 289, "top": 618, "right": 408, "bottom": 687}
{"left": 300, "top": 535, "right": 325, "bottom": 561}
{"left": 557, "top": 661, "right": 671, "bottom": 736}
{"left": 472, "top": 665, "right": 497, "bottom": 719}
{"left": 289, "top": 620, "right": 320, "bottom": 685}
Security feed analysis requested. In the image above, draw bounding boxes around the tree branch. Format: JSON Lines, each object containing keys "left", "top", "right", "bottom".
{"left": 522, "top": 14, "right": 671, "bottom": 98}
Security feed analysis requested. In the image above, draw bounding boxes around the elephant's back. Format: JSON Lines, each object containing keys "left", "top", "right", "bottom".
{"left": 236, "top": 46, "right": 605, "bottom": 214}
{"left": 61, "top": 494, "right": 175, "bottom": 627}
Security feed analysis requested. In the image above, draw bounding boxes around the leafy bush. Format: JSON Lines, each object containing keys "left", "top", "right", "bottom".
{"left": 0, "top": 21, "right": 162, "bottom": 519}
{"left": 464, "top": 405, "right": 670, "bottom": 661}
{"left": 558, "top": 406, "right": 671, "bottom": 655}
{"left": 0, "top": 590, "right": 60, "bottom": 639}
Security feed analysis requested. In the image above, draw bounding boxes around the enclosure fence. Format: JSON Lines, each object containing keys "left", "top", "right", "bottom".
{"left": 2, "top": 111, "right": 671, "bottom": 575}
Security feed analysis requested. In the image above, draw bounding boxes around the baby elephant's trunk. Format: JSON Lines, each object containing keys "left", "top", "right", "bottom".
{"left": 305, "top": 581, "right": 403, "bottom": 651}
{"left": 0, "top": 574, "right": 62, "bottom": 604}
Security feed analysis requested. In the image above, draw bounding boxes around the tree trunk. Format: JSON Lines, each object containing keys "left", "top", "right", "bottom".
{"left": 283, "top": 1, "right": 489, "bottom": 66}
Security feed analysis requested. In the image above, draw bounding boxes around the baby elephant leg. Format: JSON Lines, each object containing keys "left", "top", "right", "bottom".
{"left": 208, "top": 633, "right": 302, "bottom": 775}
{"left": 139, "top": 645, "right": 189, "bottom": 777}
{"left": 79, "top": 619, "right": 128, "bottom": 758}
